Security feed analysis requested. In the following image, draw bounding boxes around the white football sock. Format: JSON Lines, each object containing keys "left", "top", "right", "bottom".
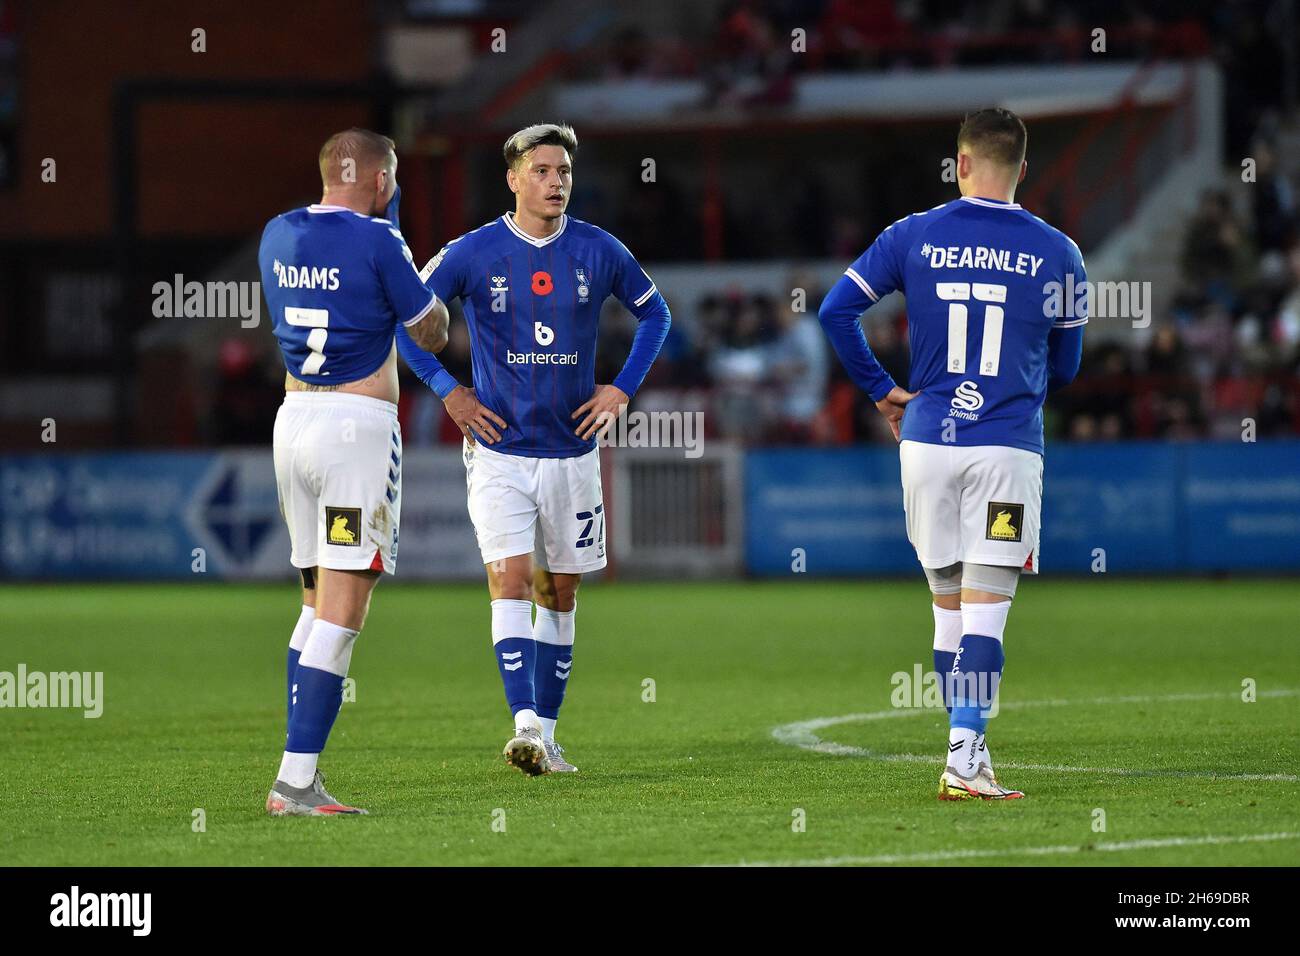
{"left": 290, "top": 604, "right": 315, "bottom": 652}
{"left": 491, "top": 599, "right": 534, "bottom": 644}
{"left": 533, "top": 605, "right": 576, "bottom": 647}
{"left": 947, "top": 727, "right": 980, "bottom": 778}
{"left": 299, "top": 618, "right": 360, "bottom": 677}
{"left": 278, "top": 751, "right": 318, "bottom": 789}
{"left": 960, "top": 600, "right": 1010, "bottom": 642}
{"left": 932, "top": 604, "right": 963, "bottom": 655}
{"left": 540, "top": 717, "right": 557, "bottom": 741}
{"left": 975, "top": 733, "right": 991, "bottom": 772}
{"left": 514, "top": 708, "right": 540, "bottom": 734}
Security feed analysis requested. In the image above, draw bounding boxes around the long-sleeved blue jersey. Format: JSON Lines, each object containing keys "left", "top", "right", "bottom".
{"left": 819, "top": 196, "right": 1086, "bottom": 455}
{"left": 399, "top": 213, "right": 671, "bottom": 458}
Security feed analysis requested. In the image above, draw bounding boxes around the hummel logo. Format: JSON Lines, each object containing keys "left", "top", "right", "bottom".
{"left": 948, "top": 741, "right": 963, "bottom": 752}
{"left": 501, "top": 650, "right": 523, "bottom": 672}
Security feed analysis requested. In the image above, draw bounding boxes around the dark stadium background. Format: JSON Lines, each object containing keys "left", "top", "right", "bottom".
{"left": 0, "top": 0, "right": 1297, "bottom": 581}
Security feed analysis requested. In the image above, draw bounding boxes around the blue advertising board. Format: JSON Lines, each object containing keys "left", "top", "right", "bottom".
{"left": 0, "top": 451, "right": 285, "bottom": 579}
{"left": 0, "top": 449, "right": 486, "bottom": 581}
{"left": 743, "top": 447, "right": 912, "bottom": 574}
{"left": 1182, "top": 442, "right": 1300, "bottom": 571}
{"left": 3, "top": 441, "right": 1296, "bottom": 579}
{"left": 1039, "top": 443, "right": 1182, "bottom": 572}
{"left": 745, "top": 441, "right": 1300, "bottom": 575}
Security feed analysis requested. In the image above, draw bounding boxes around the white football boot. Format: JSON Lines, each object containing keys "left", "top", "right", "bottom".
{"left": 543, "top": 740, "right": 578, "bottom": 773}
{"left": 938, "top": 764, "right": 1025, "bottom": 800}
{"left": 266, "top": 770, "right": 368, "bottom": 816}
{"left": 503, "top": 717, "right": 551, "bottom": 776}
{"left": 974, "top": 735, "right": 1024, "bottom": 798}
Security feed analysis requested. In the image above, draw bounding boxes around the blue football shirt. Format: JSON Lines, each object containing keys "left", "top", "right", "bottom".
{"left": 830, "top": 196, "right": 1088, "bottom": 454}
{"left": 412, "top": 213, "right": 663, "bottom": 458}
{"left": 259, "top": 204, "right": 439, "bottom": 384}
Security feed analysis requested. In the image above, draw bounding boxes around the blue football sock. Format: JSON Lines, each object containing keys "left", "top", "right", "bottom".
{"left": 286, "top": 604, "right": 315, "bottom": 732}
{"left": 934, "top": 648, "right": 956, "bottom": 712}
{"left": 495, "top": 637, "right": 538, "bottom": 715}
{"left": 285, "top": 664, "right": 344, "bottom": 753}
{"left": 492, "top": 599, "right": 538, "bottom": 718}
{"left": 949, "top": 634, "right": 1004, "bottom": 734}
{"left": 286, "top": 647, "right": 301, "bottom": 729}
{"left": 535, "top": 641, "right": 573, "bottom": 720}
{"left": 533, "top": 605, "right": 575, "bottom": 723}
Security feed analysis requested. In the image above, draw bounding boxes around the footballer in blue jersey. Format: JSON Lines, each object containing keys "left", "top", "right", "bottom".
{"left": 259, "top": 129, "right": 448, "bottom": 816}
{"left": 262, "top": 199, "right": 443, "bottom": 388}
{"left": 819, "top": 109, "right": 1086, "bottom": 801}
{"left": 399, "top": 123, "right": 671, "bottom": 775}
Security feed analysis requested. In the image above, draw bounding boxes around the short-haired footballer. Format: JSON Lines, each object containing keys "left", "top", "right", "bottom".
{"left": 819, "top": 108, "right": 1087, "bottom": 799}
{"left": 258, "top": 128, "right": 449, "bottom": 814}
{"left": 398, "top": 123, "right": 671, "bottom": 775}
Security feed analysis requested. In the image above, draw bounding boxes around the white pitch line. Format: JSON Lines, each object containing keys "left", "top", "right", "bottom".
{"left": 726, "top": 831, "right": 1300, "bottom": 867}
{"left": 772, "top": 688, "right": 1300, "bottom": 782}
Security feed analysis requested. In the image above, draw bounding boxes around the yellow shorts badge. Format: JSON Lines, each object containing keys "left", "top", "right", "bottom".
{"left": 325, "top": 507, "right": 362, "bottom": 546}
{"left": 985, "top": 502, "right": 1023, "bottom": 542}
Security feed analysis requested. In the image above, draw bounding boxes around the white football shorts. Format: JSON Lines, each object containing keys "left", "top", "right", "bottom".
{"left": 273, "top": 392, "right": 402, "bottom": 574}
{"left": 463, "top": 440, "right": 606, "bottom": 574}
{"left": 899, "top": 439, "right": 1043, "bottom": 573}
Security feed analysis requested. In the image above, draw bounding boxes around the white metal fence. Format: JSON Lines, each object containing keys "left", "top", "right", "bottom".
{"left": 607, "top": 442, "right": 744, "bottom": 577}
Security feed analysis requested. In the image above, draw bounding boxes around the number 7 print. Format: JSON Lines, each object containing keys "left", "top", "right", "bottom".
{"left": 575, "top": 504, "right": 604, "bottom": 549}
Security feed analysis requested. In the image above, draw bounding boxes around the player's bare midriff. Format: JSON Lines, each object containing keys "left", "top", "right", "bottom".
{"left": 283, "top": 342, "right": 399, "bottom": 405}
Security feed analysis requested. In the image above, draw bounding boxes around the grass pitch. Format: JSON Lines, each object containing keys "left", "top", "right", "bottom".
{"left": 1, "top": 579, "right": 1297, "bottom": 866}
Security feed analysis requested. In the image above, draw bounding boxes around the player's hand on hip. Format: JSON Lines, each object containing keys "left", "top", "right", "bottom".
{"left": 874, "top": 386, "right": 917, "bottom": 442}
{"left": 572, "top": 384, "right": 629, "bottom": 441}
{"left": 443, "top": 385, "right": 508, "bottom": 445}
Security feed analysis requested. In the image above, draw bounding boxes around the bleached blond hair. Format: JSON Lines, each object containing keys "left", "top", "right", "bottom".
{"left": 503, "top": 123, "right": 578, "bottom": 169}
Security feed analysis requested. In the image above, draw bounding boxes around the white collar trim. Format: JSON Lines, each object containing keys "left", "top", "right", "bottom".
{"left": 961, "top": 197, "right": 1022, "bottom": 210}
{"left": 502, "top": 213, "right": 567, "bottom": 246}
{"left": 308, "top": 204, "right": 358, "bottom": 214}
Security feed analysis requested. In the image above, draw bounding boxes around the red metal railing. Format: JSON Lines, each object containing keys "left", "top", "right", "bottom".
{"left": 1021, "top": 60, "right": 1197, "bottom": 240}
